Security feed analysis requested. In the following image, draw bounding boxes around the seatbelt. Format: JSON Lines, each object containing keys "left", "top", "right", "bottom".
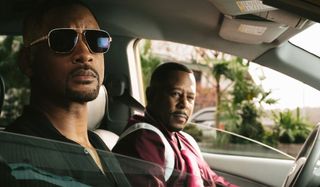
{"left": 180, "top": 131, "right": 203, "bottom": 160}
{"left": 106, "top": 75, "right": 145, "bottom": 113}
{"left": 114, "top": 89, "right": 145, "bottom": 112}
{"left": 118, "top": 122, "right": 204, "bottom": 182}
{"left": 118, "top": 122, "right": 174, "bottom": 181}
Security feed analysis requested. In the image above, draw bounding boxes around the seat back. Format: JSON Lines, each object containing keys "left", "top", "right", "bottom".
{"left": 87, "top": 85, "right": 108, "bottom": 130}
{"left": 87, "top": 85, "right": 119, "bottom": 150}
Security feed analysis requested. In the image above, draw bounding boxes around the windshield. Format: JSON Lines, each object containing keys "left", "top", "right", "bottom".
{"left": 289, "top": 23, "right": 320, "bottom": 57}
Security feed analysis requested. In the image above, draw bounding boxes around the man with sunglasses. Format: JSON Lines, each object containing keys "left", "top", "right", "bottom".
{"left": 3, "top": 0, "right": 131, "bottom": 186}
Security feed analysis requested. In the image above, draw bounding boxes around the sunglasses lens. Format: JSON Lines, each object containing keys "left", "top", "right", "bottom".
{"left": 49, "top": 29, "right": 78, "bottom": 53}
{"left": 85, "top": 30, "right": 111, "bottom": 53}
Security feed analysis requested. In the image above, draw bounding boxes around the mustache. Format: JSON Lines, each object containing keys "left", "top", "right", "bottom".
{"left": 70, "top": 68, "right": 99, "bottom": 80}
{"left": 171, "top": 111, "right": 189, "bottom": 119}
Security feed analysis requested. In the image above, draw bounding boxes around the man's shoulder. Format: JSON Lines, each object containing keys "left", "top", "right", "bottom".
{"left": 113, "top": 122, "right": 166, "bottom": 153}
{"left": 120, "top": 122, "right": 164, "bottom": 138}
{"left": 4, "top": 106, "right": 45, "bottom": 135}
{"left": 4, "top": 107, "right": 65, "bottom": 142}
{"left": 5, "top": 116, "right": 33, "bottom": 134}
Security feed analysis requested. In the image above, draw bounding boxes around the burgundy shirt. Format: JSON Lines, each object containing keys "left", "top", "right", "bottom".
{"left": 113, "top": 114, "right": 235, "bottom": 187}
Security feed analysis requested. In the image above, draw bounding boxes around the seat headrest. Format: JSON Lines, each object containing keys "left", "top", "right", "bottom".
{"left": 87, "top": 85, "right": 108, "bottom": 130}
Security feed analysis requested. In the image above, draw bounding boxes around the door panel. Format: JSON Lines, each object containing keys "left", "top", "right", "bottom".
{"left": 203, "top": 153, "right": 294, "bottom": 187}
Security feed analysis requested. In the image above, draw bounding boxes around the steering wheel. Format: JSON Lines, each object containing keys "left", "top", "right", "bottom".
{"left": 282, "top": 124, "right": 320, "bottom": 187}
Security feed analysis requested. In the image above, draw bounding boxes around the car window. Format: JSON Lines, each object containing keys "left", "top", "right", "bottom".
{"left": 197, "top": 126, "right": 294, "bottom": 160}
{"left": 0, "top": 131, "right": 197, "bottom": 186}
{"left": 193, "top": 111, "right": 215, "bottom": 122}
{"left": 0, "top": 35, "right": 29, "bottom": 129}
{"left": 137, "top": 39, "right": 318, "bottom": 159}
{"left": 289, "top": 23, "right": 320, "bottom": 58}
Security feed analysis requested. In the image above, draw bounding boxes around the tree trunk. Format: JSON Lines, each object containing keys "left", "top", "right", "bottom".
{"left": 215, "top": 78, "right": 221, "bottom": 129}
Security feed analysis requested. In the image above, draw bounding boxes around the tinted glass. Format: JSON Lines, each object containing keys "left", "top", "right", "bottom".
{"left": 85, "top": 30, "right": 110, "bottom": 53}
{"left": 0, "top": 131, "right": 195, "bottom": 186}
{"left": 49, "top": 29, "right": 78, "bottom": 52}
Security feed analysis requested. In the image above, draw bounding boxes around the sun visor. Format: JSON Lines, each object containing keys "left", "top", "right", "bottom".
{"left": 219, "top": 15, "right": 288, "bottom": 44}
{"left": 254, "top": 10, "right": 309, "bottom": 29}
{"left": 208, "top": 0, "right": 277, "bottom": 16}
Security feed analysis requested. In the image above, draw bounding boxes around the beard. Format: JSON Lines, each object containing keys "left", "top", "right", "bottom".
{"left": 65, "top": 67, "right": 101, "bottom": 102}
{"left": 65, "top": 83, "right": 100, "bottom": 102}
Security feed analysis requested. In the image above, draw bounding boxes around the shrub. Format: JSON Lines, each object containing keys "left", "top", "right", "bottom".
{"left": 184, "top": 123, "right": 203, "bottom": 142}
{"left": 272, "top": 108, "right": 312, "bottom": 144}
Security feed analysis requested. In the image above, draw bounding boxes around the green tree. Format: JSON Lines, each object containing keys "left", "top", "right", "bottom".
{"left": 139, "top": 40, "right": 161, "bottom": 92}
{"left": 214, "top": 57, "right": 276, "bottom": 142}
{"left": 188, "top": 47, "right": 277, "bottom": 143}
{"left": 212, "top": 61, "right": 233, "bottom": 129}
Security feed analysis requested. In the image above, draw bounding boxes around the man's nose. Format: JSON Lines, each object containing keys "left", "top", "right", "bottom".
{"left": 72, "top": 36, "right": 93, "bottom": 64}
{"left": 177, "top": 95, "right": 187, "bottom": 108}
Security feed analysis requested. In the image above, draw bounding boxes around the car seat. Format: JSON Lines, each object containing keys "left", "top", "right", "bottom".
{"left": 87, "top": 85, "right": 119, "bottom": 150}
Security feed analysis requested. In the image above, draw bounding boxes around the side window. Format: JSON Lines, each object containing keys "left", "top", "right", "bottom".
{"left": 0, "top": 36, "right": 30, "bottom": 128}
{"left": 137, "top": 39, "right": 319, "bottom": 159}
{"left": 192, "top": 111, "right": 215, "bottom": 123}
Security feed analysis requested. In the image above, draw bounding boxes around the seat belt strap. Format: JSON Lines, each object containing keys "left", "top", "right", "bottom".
{"left": 119, "top": 122, "right": 174, "bottom": 181}
{"left": 180, "top": 131, "right": 204, "bottom": 160}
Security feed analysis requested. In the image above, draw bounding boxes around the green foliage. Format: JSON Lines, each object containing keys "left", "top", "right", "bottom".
{"left": 272, "top": 108, "right": 312, "bottom": 143}
{"left": 236, "top": 102, "right": 265, "bottom": 142}
{"left": 139, "top": 40, "right": 161, "bottom": 91}
{"left": 0, "top": 36, "right": 29, "bottom": 88}
{"left": 212, "top": 61, "right": 233, "bottom": 82}
{"left": 214, "top": 58, "right": 273, "bottom": 143}
{"left": 0, "top": 36, "right": 30, "bottom": 126}
{"left": 184, "top": 123, "right": 203, "bottom": 142}
{"left": 263, "top": 129, "right": 278, "bottom": 147}
{"left": 0, "top": 88, "right": 30, "bottom": 126}
{"left": 212, "top": 132, "right": 230, "bottom": 147}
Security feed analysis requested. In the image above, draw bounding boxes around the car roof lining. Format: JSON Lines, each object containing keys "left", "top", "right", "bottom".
{"left": 1, "top": 0, "right": 320, "bottom": 89}
{"left": 255, "top": 41, "right": 320, "bottom": 90}
{"left": 96, "top": 0, "right": 310, "bottom": 60}
{"left": 0, "top": 0, "right": 313, "bottom": 60}
{"left": 263, "top": 0, "right": 320, "bottom": 23}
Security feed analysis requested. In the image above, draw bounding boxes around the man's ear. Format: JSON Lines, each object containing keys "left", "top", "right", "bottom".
{"left": 18, "top": 47, "right": 33, "bottom": 78}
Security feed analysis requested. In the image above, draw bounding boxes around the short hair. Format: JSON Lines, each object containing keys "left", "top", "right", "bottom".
{"left": 22, "top": 0, "right": 95, "bottom": 45}
{"left": 149, "top": 62, "right": 193, "bottom": 87}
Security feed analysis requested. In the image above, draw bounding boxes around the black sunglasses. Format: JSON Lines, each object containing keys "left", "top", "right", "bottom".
{"left": 28, "top": 28, "right": 112, "bottom": 53}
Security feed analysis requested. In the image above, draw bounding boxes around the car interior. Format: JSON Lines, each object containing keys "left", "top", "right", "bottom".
{"left": 1, "top": 0, "right": 320, "bottom": 186}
